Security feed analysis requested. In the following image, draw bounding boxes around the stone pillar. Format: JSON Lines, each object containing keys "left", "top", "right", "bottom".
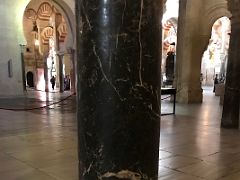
{"left": 20, "top": 44, "right": 26, "bottom": 91}
{"left": 221, "top": 1, "right": 240, "bottom": 128}
{"left": 68, "top": 48, "right": 76, "bottom": 94}
{"left": 175, "top": 0, "right": 203, "bottom": 103}
{"left": 57, "top": 53, "right": 64, "bottom": 93}
{"left": 43, "top": 54, "right": 49, "bottom": 92}
{"left": 52, "top": 12, "right": 62, "bottom": 91}
{"left": 76, "top": 0, "right": 162, "bottom": 179}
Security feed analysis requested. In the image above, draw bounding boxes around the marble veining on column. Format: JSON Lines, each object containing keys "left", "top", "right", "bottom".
{"left": 76, "top": 0, "right": 162, "bottom": 179}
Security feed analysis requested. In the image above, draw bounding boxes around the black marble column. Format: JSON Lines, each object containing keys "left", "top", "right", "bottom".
{"left": 221, "top": 2, "right": 240, "bottom": 128}
{"left": 76, "top": 0, "right": 162, "bottom": 179}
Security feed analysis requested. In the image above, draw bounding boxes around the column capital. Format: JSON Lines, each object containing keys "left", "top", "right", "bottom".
{"left": 56, "top": 51, "right": 65, "bottom": 57}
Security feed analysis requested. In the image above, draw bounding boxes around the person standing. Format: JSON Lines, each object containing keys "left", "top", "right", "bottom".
{"left": 50, "top": 76, "right": 56, "bottom": 90}
{"left": 213, "top": 74, "right": 218, "bottom": 92}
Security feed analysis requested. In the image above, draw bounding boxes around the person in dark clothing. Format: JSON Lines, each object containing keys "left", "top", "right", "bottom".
{"left": 213, "top": 74, "right": 218, "bottom": 92}
{"left": 50, "top": 76, "right": 56, "bottom": 90}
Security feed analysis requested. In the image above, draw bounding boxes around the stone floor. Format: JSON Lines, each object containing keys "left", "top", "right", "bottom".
{"left": 0, "top": 87, "right": 240, "bottom": 179}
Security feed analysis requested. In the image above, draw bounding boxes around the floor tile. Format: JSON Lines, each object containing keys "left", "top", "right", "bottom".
{"left": 159, "top": 156, "right": 202, "bottom": 169}
{"left": 0, "top": 87, "right": 238, "bottom": 179}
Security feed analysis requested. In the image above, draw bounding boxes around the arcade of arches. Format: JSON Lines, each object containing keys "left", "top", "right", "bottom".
{"left": 1, "top": 0, "right": 240, "bottom": 179}
{"left": 23, "top": 0, "right": 75, "bottom": 93}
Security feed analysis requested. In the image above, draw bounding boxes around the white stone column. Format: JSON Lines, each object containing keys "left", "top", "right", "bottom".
{"left": 43, "top": 53, "right": 49, "bottom": 92}
{"left": 67, "top": 48, "right": 76, "bottom": 94}
{"left": 57, "top": 53, "right": 64, "bottom": 93}
{"left": 52, "top": 12, "right": 63, "bottom": 92}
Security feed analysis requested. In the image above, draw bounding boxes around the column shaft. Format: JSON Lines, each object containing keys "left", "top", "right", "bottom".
{"left": 20, "top": 46, "right": 26, "bottom": 91}
{"left": 175, "top": 0, "right": 203, "bottom": 103}
{"left": 69, "top": 49, "right": 76, "bottom": 94}
{"left": 44, "top": 55, "right": 49, "bottom": 92}
{"left": 58, "top": 54, "right": 64, "bottom": 93}
{"left": 76, "top": 0, "right": 162, "bottom": 179}
{"left": 221, "top": 8, "right": 240, "bottom": 128}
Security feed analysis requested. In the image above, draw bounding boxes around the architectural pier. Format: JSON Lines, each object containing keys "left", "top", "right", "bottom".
{"left": 221, "top": 0, "right": 240, "bottom": 128}
{"left": 76, "top": 0, "right": 163, "bottom": 179}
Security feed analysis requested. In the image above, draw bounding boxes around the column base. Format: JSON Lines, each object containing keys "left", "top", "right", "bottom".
{"left": 221, "top": 121, "right": 239, "bottom": 129}
{"left": 177, "top": 86, "right": 203, "bottom": 103}
{"left": 221, "top": 88, "right": 240, "bottom": 129}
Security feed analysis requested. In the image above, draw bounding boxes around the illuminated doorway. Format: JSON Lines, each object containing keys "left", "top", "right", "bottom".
{"left": 22, "top": 1, "right": 74, "bottom": 92}
{"left": 162, "top": 0, "right": 179, "bottom": 87}
{"left": 201, "top": 17, "right": 230, "bottom": 90}
{"left": 26, "top": 71, "right": 34, "bottom": 88}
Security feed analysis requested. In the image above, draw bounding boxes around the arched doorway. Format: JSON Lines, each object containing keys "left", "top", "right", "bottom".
{"left": 162, "top": 0, "right": 179, "bottom": 87}
{"left": 22, "top": 0, "right": 75, "bottom": 92}
{"left": 201, "top": 17, "right": 230, "bottom": 94}
{"left": 26, "top": 71, "right": 34, "bottom": 88}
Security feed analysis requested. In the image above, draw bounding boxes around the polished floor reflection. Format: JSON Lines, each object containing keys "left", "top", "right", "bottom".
{"left": 0, "top": 87, "right": 239, "bottom": 179}
{"left": 159, "top": 87, "right": 240, "bottom": 180}
{"left": 0, "top": 90, "right": 77, "bottom": 180}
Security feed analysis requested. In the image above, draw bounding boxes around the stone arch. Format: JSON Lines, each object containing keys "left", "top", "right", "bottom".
{"left": 22, "top": 0, "right": 75, "bottom": 51}
{"left": 37, "top": 2, "right": 52, "bottom": 21}
{"left": 200, "top": 4, "right": 231, "bottom": 87}
{"left": 162, "top": 17, "right": 177, "bottom": 52}
{"left": 24, "top": 8, "right": 37, "bottom": 21}
{"left": 41, "top": 26, "right": 53, "bottom": 45}
{"left": 167, "top": 17, "right": 178, "bottom": 34}
{"left": 50, "top": 0, "right": 76, "bottom": 50}
{"left": 200, "top": 3, "right": 231, "bottom": 54}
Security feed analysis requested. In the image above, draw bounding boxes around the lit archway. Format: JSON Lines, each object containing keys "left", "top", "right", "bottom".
{"left": 162, "top": 0, "right": 179, "bottom": 87}
{"left": 201, "top": 17, "right": 230, "bottom": 88}
{"left": 22, "top": 0, "right": 75, "bottom": 92}
{"left": 26, "top": 71, "right": 34, "bottom": 87}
